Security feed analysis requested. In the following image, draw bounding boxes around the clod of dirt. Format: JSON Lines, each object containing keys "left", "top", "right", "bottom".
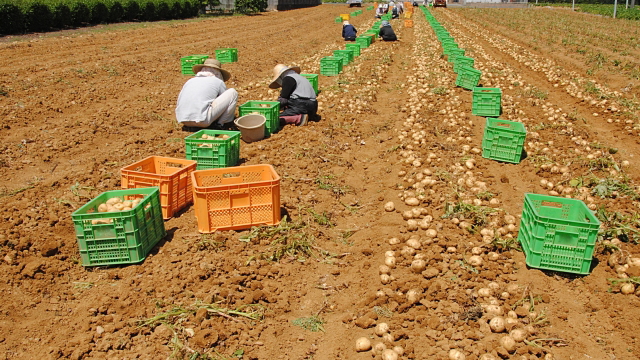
{"left": 195, "top": 308, "right": 208, "bottom": 323}
{"left": 40, "top": 239, "right": 59, "bottom": 257}
{"left": 21, "top": 260, "right": 44, "bottom": 278}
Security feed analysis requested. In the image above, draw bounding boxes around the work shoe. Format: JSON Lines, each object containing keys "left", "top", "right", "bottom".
{"left": 297, "top": 114, "right": 308, "bottom": 127}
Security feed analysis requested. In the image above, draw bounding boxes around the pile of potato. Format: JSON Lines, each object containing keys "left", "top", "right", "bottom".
{"left": 90, "top": 197, "right": 142, "bottom": 224}
{"left": 198, "top": 133, "right": 230, "bottom": 148}
{"left": 200, "top": 134, "right": 229, "bottom": 140}
{"left": 98, "top": 197, "right": 141, "bottom": 212}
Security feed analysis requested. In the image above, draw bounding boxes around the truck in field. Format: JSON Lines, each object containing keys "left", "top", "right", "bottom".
{"left": 434, "top": 0, "right": 447, "bottom": 7}
{"left": 347, "top": 0, "right": 363, "bottom": 7}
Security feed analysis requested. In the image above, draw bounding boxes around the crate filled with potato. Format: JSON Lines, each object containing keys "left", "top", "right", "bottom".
{"left": 71, "top": 187, "right": 166, "bottom": 267}
{"left": 191, "top": 164, "right": 281, "bottom": 233}
{"left": 185, "top": 130, "right": 240, "bottom": 170}
{"left": 121, "top": 156, "right": 197, "bottom": 219}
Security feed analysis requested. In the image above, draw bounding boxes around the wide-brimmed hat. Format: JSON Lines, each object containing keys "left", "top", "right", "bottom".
{"left": 269, "top": 64, "right": 301, "bottom": 89}
{"left": 192, "top": 59, "right": 231, "bottom": 81}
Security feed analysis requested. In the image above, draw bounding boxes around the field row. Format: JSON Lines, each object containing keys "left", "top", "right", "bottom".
{"left": 535, "top": 3, "right": 640, "bottom": 20}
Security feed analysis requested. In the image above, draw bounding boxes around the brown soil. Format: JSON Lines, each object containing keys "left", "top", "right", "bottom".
{"left": 1, "top": 5, "right": 640, "bottom": 360}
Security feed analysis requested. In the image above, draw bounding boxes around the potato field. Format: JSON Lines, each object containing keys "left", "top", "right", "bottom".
{"left": 1, "top": 4, "right": 640, "bottom": 360}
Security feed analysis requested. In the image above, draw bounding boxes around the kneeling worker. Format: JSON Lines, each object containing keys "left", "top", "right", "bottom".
{"left": 379, "top": 20, "right": 398, "bottom": 41}
{"left": 175, "top": 59, "right": 238, "bottom": 129}
{"left": 269, "top": 64, "right": 317, "bottom": 126}
{"left": 342, "top": 21, "right": 357, "bottom": 41}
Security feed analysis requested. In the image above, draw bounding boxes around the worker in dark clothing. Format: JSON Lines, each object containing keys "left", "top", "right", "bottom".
{"left": 269, "top": 64, "right": 317, "bottom": 126}
{"left": 342, "top": 21, "right": 357, "bottom": 41}
{"left": 378, "top": 20, "right": 398, "bottom": 41}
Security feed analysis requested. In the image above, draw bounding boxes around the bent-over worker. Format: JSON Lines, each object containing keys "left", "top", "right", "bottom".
{"left": 269, "top": 64, "right": 317, "bottom": 126}
{"left": 342, "top": 21, "right": 358, "bottom": 41}
{"left": 379, "top": 20, "right": 398, "bottom": 41}
{"left": 175, "top": 59, "right": 238, "bottom": 129}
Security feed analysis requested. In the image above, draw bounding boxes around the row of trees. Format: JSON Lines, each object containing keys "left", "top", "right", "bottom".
{"left": 0, "top": 0, "right": 268, "bottom": 35}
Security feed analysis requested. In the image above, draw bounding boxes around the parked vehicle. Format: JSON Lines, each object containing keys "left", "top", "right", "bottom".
{"left": 347, "top": 0, "right": 363, "bottom": 7}
{"left": 434, "top": 0, "right": 447, "bottom": 7}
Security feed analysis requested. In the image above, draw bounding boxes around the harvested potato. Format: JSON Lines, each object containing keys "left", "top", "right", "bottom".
{"left": 106, "top": 197, "right": 122, "bottom": 206}
{"left": 91, "top": 219, "right": 113, "bottom": 225}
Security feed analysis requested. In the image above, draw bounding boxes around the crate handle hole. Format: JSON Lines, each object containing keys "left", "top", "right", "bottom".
{"left": 541, "top": 201, "right": 562, "bottom": 208}
{"left": 223, "top": 172, "right": 240, "bottom": 179}
{"left": 166, "top": 162, "right": 184, "bottom": 168}
{"left": 496, "top": 123, "right": 511, "bottom": 128}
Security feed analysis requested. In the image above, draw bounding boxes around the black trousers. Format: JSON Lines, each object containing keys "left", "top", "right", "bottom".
{"left": 281, "top": 98, "right": 318, "bottom": 117}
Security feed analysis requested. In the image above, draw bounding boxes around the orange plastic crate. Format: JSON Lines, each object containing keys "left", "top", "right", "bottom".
{"left": 121, "top": 156, "right": 197, "bottom": 220}
{"left": 405, "top": 19, "right": 414, "bottom": 28}
{"left": 191, "top": 164, "right": 281, "bottom": 233}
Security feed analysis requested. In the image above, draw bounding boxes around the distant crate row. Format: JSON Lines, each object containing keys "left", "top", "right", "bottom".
{"left": 180, "top": 52, "right": 319, "bottom": 94}
{"left": 0, "top": 0, "right": 200, "bottom": 35}
{"left": 422, "top": 6, "right": 600, "bottom": 275}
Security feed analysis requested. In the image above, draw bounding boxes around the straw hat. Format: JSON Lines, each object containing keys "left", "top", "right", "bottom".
{"left": 192, "top": 59, "right": 231, "bottom": 81}
{"left": 269, "top": 64, "right": 301, "bottom": 89}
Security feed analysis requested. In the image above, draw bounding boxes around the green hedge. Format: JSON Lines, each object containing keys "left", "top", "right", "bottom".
{"left": 0, "top": 0, "right": 200, "bottom": 35}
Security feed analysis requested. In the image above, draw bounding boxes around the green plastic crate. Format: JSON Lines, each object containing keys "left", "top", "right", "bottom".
{"left": 447, "top": 48, "right": 465, "bottom": 59}
{"left": 518, "top": 193, "right": 601, "bottom": 275}
{"left": 356, "top": 35, "right": 372, "bottom": 48}
{"left": 442, "top": 42, "right": 458, "bottom": 51}
{"left": 185, "top": 130, "right": 241, "bottom": 170}
{"left": 453, "top": 56, "right": 475, "bottom": 73}
{"left": 346, "top": 43, "right": 361, "bottom": 57}
{"left": 455, "top": 66, "right": 482, "bottom": 90}
{"left": 333, "top": 49, "right": 354, "bottom": 65}
{"left": 72, "top": 187, "right": 166, "bottom": 267}
{"left": 238, "top": 101, "right": 281, "bottom": 137}
{"left": 215, "top": 48, "right": 238, "bottom": 64}
{"left": 367, "top": 6, "right": 374, "bottom": 10}
{"left": 300, "top": 74, "right": 319, "bottom": 94}
{"left": 181, "top": 55, "right": 208, "bottom": 75}
{"left": 472, "top": 87, "right": 502, "bottom": 117}
{"left": 335, "top": 16, "right": 343, "bottom": 23}
{"left": 481, "top": 118, "right": 526, "bottom": 164}
{"left": 320, "top": 56, "right": 344, "bottom": 76}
